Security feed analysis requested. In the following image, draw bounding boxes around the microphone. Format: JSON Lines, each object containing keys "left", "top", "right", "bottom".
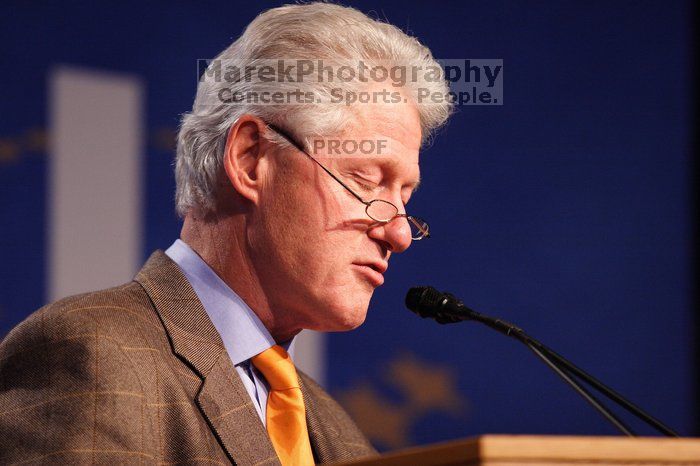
{"left": 405, "top": 286, "right": 472, "bottom": 323}
{"left": 405, "top": 285, "right": 679, "bottom": 437}
{"left": 406, "top": 286, "right": 524, "bottom": 336}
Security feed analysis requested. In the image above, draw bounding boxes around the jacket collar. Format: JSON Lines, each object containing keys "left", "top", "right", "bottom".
{"left": 135, "top": 250, "right": 280, "bottom": 465}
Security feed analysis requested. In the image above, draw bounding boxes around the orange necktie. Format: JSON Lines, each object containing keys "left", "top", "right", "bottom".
{"left": 251, "top": 345, "right": 315, "bottom": 466}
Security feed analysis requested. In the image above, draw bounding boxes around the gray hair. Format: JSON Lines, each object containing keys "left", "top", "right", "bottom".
{"left": 175, "top": 2, "right": 453, "bottom": 217}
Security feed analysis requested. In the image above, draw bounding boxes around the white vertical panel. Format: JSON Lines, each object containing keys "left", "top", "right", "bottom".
{"left": 49, "top": 67, "right": 143, "bottom": 300}
{"left": 48, "top": 66, "right": 325, "bottom": 385}
{"left": 294, "top": 330, "right": 326, "bottom": 386}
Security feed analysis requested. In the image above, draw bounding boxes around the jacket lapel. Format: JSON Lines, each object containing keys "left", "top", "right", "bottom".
{"left": 300, "top": 373, "right": 378, "bottom": 463}
{"left": 135, "top": 251, "right": 280, "bottom": 466}
{"left": 197, "top": 354, "right": 279, "bottom": 466}
{"left": 300, "top": 376, "right": 340, "bottom": 464}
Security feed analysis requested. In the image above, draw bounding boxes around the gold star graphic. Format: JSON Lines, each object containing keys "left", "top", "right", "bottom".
{"left": 336, "top": 352, "right": 469, "bottom": 449}
{"left": 0, "top": 138, "right": 20, "bottom": 164}
{"left": 337, "top": 382, "right": 412, "bottom": 449}
{"left": 386, "top": 352, "right": 467, "bottom": 416}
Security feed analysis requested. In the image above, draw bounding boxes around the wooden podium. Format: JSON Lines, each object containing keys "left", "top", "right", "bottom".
{"left": 332, "top": 435, "right": 700, "bottom": 466}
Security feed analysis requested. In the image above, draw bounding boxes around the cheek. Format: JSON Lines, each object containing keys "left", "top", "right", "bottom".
{"left": 254, "top": 168, "right": 372, "bottom": 293}
{"left": 253, "top": 181, "right": 337, "bottom": 273}
{"left": 265, "top": 175, "right": 350, "bottom": 253}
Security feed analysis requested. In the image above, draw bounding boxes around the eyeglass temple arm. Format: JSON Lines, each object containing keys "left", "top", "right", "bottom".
{"left": 267, "top": 124, "right": 430, "bottom": 238}
{"left": 266, "top": 124, "right": 369, "bottom": 205}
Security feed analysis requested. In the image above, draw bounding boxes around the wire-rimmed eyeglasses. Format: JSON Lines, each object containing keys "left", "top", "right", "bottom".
{"left": 265, "top": 123, "right": 430, "bottom": 240}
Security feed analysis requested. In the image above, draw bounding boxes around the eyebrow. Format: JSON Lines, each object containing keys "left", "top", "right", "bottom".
{"left": 371, "top": 157, "right": 421, "bottom": 193}
{"left": 410, "top": 177, "right": 421, "bottom": 193}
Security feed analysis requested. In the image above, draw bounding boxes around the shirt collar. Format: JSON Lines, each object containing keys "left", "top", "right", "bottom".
{"left": 165, "top": 239, "right": 295, "bottom": 365}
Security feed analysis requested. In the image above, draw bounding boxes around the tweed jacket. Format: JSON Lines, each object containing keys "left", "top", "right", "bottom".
{"left": 0, "top": 251, "right": 377, "bottom": 465}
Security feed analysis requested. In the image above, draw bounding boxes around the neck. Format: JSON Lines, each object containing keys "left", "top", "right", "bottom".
{"left": 180, "top": 210, "right": 301, "bottom": 343}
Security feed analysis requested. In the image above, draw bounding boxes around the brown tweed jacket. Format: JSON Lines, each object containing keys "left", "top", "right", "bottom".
{"left": 0, "top": 251, "right": 377, "bottom": 465}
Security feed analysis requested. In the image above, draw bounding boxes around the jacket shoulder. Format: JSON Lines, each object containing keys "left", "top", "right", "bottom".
{"left": 0, "top": 281, "right": 167, "bottom": 463}
{"left": 1, "top": 280, "right": 163, "bottom": 354}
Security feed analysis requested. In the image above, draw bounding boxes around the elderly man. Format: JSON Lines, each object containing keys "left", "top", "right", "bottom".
{"left": 0, "top": 3, "right": 451, "bottom": 465}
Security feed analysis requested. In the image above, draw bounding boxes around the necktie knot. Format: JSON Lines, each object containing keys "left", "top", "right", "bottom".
{"left": 251, "top": 345, "right": 299, "bottom": 391}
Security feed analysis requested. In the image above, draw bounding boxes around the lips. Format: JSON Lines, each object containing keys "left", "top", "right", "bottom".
{"left": 352, "top": 260, "right": 388, "bottom": 286}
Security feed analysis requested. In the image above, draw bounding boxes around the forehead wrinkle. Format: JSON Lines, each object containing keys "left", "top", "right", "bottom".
{"left": 364, "top": 116, "right": 422, "bottom": 155}
{"left": 347, "top": 91, "right": 422, "bottom": 152}
{"left": 327, "top": 91, "right": 422, "bottom": 191}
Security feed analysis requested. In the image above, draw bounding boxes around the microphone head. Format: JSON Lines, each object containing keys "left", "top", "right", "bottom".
{"left": 405, "top": 286, "right": 443, "bottom": 318}
{"left": 405, "top": 286, "right": 471, "bottom": 324}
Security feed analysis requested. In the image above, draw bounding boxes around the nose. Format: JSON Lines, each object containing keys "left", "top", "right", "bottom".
{"left": 367, "top": 214, "right": 412, "bottom": 253}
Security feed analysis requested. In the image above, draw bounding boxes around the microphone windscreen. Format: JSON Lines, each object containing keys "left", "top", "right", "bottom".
{"left": 405, "top": 286, "right": 442, "bottom": 315}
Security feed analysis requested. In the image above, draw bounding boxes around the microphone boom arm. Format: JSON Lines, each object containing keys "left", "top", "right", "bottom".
{"left": 406, "top": 287, "right": 679, "bottom": 437}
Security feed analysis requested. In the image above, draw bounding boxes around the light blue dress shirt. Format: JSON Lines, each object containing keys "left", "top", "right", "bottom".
{"left": 165, "top": 239, "right": 295, "bottom": 426}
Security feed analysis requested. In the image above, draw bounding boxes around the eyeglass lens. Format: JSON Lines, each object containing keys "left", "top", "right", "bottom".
{"left": 365, "top": 200, "right": 429, "bottom": 240}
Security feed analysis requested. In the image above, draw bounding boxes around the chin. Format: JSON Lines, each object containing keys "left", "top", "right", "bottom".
{"left": 297, "top": 282, "right": 373, "bottom": 332}
{"left": 336, "top": 307, "right": 368, "bottom": 331}
{"left": 312, "top": 296, "right": 370, "bottom": 332}
{"left": 345, "top": 287, "right": 376, "bottom": 324}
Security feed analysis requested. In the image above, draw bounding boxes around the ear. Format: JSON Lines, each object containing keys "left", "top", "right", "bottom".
{"left": 222, "top": 116, "right": 269, "bottom": 204}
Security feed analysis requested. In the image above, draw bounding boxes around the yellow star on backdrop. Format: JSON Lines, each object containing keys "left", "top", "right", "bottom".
{"left": 387, "top": 352, "right": 467, "bottom": 415}
{"left": 337, "top": 383, "right": 412, "bottom": 449}
{"left": 336, "top": 352, "right": 468, "bottom": 449}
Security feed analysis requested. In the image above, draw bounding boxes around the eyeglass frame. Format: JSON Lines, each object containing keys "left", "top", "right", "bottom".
{"left": 264, "top": 122, "right": 430, "bottom": 240}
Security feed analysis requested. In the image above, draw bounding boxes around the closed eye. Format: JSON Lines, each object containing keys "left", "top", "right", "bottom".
{"left": 357, "top": 181, "right": 376, "bottom": 191}
{"left": 350, "top": 174, "right": 380, "bottom": 192}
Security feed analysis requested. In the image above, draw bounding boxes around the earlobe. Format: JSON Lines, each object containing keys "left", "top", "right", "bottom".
{"left": 223, "top": 117, "right": 267, "bottom": 204}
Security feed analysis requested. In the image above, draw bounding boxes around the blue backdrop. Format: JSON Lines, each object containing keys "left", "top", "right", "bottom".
{"left": 1, "top": 0, "right": 694, "bottom": 448}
